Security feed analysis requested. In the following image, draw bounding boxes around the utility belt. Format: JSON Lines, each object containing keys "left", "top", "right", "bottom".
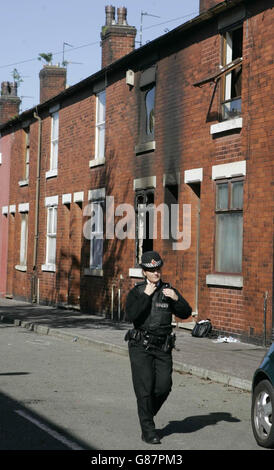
{"left": 124, "top": 328, "right": 176, "bottom": 353}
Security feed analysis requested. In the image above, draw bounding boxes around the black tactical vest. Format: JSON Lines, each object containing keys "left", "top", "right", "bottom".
{"left": 137, "top": 281, "right": 173, "bottom": 336}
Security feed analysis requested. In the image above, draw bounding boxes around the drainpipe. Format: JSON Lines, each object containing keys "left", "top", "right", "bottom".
{"left": 32, "top": 109, "right": 42, "bottom": 302}
{"left": 272, "top": 236, "right": 274, "bottom": 342}
{"left": 195, "top": 196, "right": 201, "bottom": 316}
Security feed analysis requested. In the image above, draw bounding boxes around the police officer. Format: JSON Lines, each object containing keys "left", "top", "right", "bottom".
{"left": 125, "top": 251, "right": 192, "bottom": 444}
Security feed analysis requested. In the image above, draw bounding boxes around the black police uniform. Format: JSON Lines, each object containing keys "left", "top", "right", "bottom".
{"left": 125, "top": 252, "right": 192, "bottom": 444}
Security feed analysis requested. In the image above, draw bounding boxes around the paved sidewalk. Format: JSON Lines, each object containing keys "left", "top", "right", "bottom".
{"left": 0, "top": 297, "right": 269, "bottom": 392}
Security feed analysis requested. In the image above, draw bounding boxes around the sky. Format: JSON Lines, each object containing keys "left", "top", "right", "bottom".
{"left": 0, "top": 0, "right": 200, "bottom": 112}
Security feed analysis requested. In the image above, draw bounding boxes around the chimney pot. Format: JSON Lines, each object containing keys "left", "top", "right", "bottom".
{"left": 117, "top": 7, "right": 128, "bottom": 25}
{"left": 105, "top": 5, "right": 116, "bottom": 25}
{"left": 1, "top": 81, "right": 18, "bottom": 97}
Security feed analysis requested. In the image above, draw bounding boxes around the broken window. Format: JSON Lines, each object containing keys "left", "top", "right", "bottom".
{"left": 164, "top": 183, "right": 179, "bottom": 243}
{"left": 221, "top": 25, "right": 243, "bottom": 120}
{"left": 135, "top": 189, "right": 154, "bottom": 265}
{"left": 145, "top": 86, "right": 155, "bottom": 137}
{"left": 138, "top": 66, "right": 156, "bottom": 145}
{"left": 215, "top": 178, "right": 243, "bottom": 273}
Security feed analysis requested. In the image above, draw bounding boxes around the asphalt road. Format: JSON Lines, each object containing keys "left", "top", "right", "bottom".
{"left": 0, "top": 323, "right": 264, "bottom": 451}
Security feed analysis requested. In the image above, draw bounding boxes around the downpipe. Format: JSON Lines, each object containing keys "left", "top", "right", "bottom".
{"left": 263, "top": 291, "right": 268, "bottom": 347}
{"left": 272, "top": 236, "right": 274, "bottom": 342}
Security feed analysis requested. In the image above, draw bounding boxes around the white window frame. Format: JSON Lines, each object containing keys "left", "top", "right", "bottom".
{"left": 221, "top": 25, "right": 242, "bottom": 121}
{"left": 95, "top": 90, "right": 106, "bottom": 161}
{"left": 46, "top": 111, "right": 59, "bottom": 178}
{"left": 20, "top": 212, "right": 28, "bottom": 267}
{"left": 24, "top": 129, "right": 30, "bottom": 181}
{"left": 42, "top": 196, "right": 58, "bottom": 271}
{"left": 15, "top": 204, "right": 29, "bottom": 272}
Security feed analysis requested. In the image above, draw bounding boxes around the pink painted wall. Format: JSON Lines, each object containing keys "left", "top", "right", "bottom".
{"left": 0, "top": 134, "right": 11, "bottom": 296}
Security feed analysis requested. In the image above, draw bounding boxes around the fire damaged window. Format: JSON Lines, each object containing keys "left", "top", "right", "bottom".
{"left": 164, "top": 184, "right": 179, "bottom": 243}
{"left": 138, "top": 66, "right": 156, "bottom": 147}
{"left": 145, "top": 86, "right": 155, "bottom": 137}
{"left": 215, "top": 178, "right": 243, "bottom": 273}
{"left": 221, "top": 25, "right": 243, "bottom": 120}
{"left": 135, "top": 189, "right": 154, "bottom": 265}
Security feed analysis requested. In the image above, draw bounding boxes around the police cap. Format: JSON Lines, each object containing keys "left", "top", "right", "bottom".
{"left": 140, "top": 251, "right": 163, "bottom": 269}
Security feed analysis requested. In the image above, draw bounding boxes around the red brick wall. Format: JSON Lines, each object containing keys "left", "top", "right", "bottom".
{"left": 0, "top": 135, "right": 12, "bottom": 295}
{"left": 3, "top": 1, "right": 273, "bottom": 342}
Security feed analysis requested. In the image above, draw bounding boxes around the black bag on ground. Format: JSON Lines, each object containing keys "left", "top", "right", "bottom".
{"left": 192, "top": 319, "right": 212, "bottom": 338}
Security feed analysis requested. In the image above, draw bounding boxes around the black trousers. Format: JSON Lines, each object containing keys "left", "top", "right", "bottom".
{"left": 128, "top": 340, "right": 173, "bottom": 435}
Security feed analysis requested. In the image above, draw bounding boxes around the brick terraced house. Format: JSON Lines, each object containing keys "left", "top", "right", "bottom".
{"left": 0, "top": 0, "right": 273, "bottom": 344}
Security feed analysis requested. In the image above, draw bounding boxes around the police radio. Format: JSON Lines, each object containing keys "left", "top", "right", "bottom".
{"left": 161, "top": 283, "right": 171, "bottom": 302}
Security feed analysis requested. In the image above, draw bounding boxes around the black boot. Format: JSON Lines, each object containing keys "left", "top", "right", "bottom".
{"left": 141, "top": 431, "right": 161, "bottom": 444}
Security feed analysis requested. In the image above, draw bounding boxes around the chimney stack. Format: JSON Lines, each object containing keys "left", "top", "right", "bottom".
{"left": 39, "top": 65, "right": 67, "bottom": 104}
{"left": 0, "top": 81, "right": 21, "bottom": 125}
{"left": 199, "top": 0, "right": 224, "bottom": 13}
{"left": 101, "top": 6, "right": 137, "bottom": 68}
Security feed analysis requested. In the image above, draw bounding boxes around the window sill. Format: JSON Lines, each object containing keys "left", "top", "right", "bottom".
{"left": 129, "top": 268, "right": 143, "bottom": 278}
{"left": 89, "top": 158, "right": 105, "bottom": 168}
{"left": 18, "top": 179, "right": 29, "bottom": 187}
{"left": 135, "top": 141, "right": 156, "bottom": 155}
{"left": 84, "top": 268, "right": 103, "bottom": 277}
{"left": 41, "top": 264, "right": 56, "bottom": 272}
{"left": 206, "top": 273, "right": 243, "bottom": 288}
{"left": 210, "top": 117, "right": 242, "bottom": 135}
{"left": 46, "top": 169, "right": 58, "bottom": 179}
{"left": 15, "top": 265, "right": 27, "bottom": 272}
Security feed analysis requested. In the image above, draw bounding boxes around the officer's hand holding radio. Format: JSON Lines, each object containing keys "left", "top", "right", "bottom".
{"left": 162, "top": 288, "right": 178, "bottom": 302}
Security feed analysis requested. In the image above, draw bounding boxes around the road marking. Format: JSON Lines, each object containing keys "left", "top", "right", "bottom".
{"left": 14, "top": 410, "right": 84, "bottom": 450}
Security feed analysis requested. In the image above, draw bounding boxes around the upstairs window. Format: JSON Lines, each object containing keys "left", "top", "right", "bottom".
{"left": 215, "top": 178, "right": 244, "bottom": 273}
{"left": 221, "top": 25, "right": 243, "bottom": 120}
{"left": 145, "top": 86, "right": 155, "bottom": 138}
{"left": 136, "top": 66, "right": 156, "bottom": 152}
{"left": 24, "top": 129, "right": 30, "bottom": 181}
{"left": 95, "top": 90, "right": 106, "bottom": 160}
{"left": 50, "top": 111, "right": 59, "bottom": 171}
